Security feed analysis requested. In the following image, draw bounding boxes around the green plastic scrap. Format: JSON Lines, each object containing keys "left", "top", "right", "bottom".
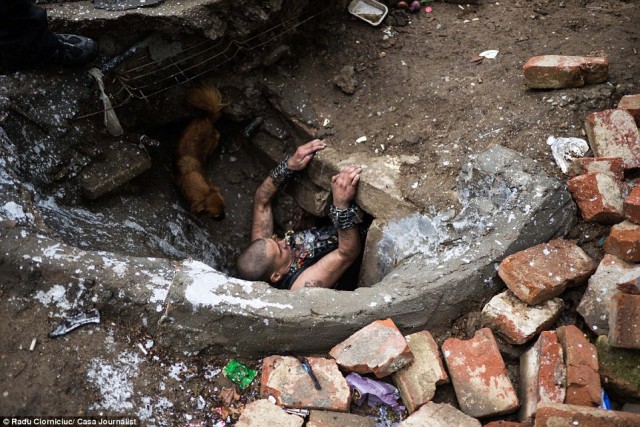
{"left": 223, "top": 359, "right": 257, "bottom": 389}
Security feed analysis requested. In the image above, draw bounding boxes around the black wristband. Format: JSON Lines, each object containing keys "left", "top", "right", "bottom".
{"left": 329, "top": 203, "right": 362, "bottom": 230}
{"left": 269, "top": 154, "right": 295, "bottom": 188}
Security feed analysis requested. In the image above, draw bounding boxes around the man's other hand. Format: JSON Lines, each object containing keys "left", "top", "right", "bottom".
{"left": 331, "top": 164, "right": 361, "bottom": 209}
{"left": 287, "top": 139, "right": 326, "bottom": 171}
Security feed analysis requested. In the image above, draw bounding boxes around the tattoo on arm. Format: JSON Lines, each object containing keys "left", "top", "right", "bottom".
{"left": 303, "top": 280, "right": 324, "bottom": 288}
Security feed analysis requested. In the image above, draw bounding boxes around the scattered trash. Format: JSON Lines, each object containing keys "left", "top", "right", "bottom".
{"left": 408, "top": 1, "right": 421, "bottom": 13}
{"left": 284, "top": 408, "right": 310, "bottom": 417}
{"left": 546, "top": 136, "right": 589, "bottom": 174}
{"left": 596, "top": 235, "right": 606, "bottom": 247}
{"left": 222, "top": 359, "right": 257, "bottom": 389}
{"left": 300, "top": 358, "right": 322, "bottom": 390}
{"left": 137, "top": 342, "right": 148, "bottom": 355}
{"left": 425, "top": 5, "right": 433, "bottom": 13}
{"left": 348, "top": 0, "right": 389, "bottom": 26}
{"left": 479, "top": 50, "right": 499, "bottom": 59}
{"left": 49, "top": 308, "right": 101, "bottom": 338}
{"left": 599, "top": 388, "right": 611, "bottom": 410}
{"left": 243, "top": 116, "right": 264, "bottom": 139}
{"left": 356, "top": 136, "right": 368, "bottom": 143}
{"left": 345, "top": 372, "right": 405, "bottom": 412}
{"left": 29, "top": 338, "right": 37, "bottom": 351}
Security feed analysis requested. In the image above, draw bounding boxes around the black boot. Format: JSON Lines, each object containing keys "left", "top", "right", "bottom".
{"left": 52, "top": 34, "right": 98, "bottom": 68}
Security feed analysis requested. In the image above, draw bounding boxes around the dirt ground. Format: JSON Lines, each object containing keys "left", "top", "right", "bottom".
{"left": 1, "top": 0, "right": 639, "bottom": 425}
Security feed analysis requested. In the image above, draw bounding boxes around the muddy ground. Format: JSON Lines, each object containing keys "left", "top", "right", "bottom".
{"left": 1, "top": 0, "right": 639, "bottom": 425}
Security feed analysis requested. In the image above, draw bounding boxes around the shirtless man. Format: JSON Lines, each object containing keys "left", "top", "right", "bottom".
{"left": 236, "top": 139, "right": 364, "bottom": 290}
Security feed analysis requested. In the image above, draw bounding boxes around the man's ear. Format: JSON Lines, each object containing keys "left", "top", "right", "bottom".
{"left": 270, "top": 271, "right": 281, "bottom": 283}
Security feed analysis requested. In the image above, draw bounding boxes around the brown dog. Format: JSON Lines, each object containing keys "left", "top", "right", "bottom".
{"left": 174, "top": 86, "right": 226, "bottom": 220}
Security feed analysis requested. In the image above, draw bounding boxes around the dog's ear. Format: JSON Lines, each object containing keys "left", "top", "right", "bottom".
{"left": 191, "top": 199, "right": 206, "bottom": 213}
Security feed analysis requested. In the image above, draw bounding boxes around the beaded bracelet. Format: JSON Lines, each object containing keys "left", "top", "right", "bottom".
{"left": 329, "top": 203, "right": 362, "bottom": 230}
{"left": 269, "top": 154, "right": 295, "bottom": 188}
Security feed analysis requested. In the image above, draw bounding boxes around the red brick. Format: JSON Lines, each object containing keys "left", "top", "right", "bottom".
{"left": 556, "top": 325, "right": 601, "bottom": 407}
{"left": 534, "top": 403, "right": 640, "bottom": 427}
{"left": 585, "top": 109, "right": 640, "bottom": 170}
{"left": 307, "top": 410, "right": 375, "bottom": 427}
{"left": 567, "top": 157, "right": 625, "bottom": 181}
{"left": 608, "top": 294, "right": 640, "bottom": 350}
{"left": 618, "top": 94, "right": 640, "bottom": 125}
{"left": 604, "top": 221, "right": 640, "bottom": 262}
{"left": 392, "top": 330, "right": 449, "bottom": 413}
{"left": 481, "top": 290, "right": 563, "bottom": 345}
{"left": 518, "top": 331, "right": 566, "bottom": 421}
{"left": 260, "top": 356, "right": 351, "bottom": 411}
{"left": 567, "top": 172, "right": 625, "bottom": 223}
{"left": 498, "top": 239, "right": 597, "bottom": 305}
{"left": 329, "top": 318, "right": 414, "bottom": 378}
{"left": 523, "top": 55, "right": 608, "bottom": 89}
{"left": 236, "top": 399, "right": 304, "bottom": 427}
{"left": 577, "top": 254, "right": 640, "bottom": 335}
{"left": 399, "top": 402, "right": 481, "bottom": 427}
{"left": 442, "top": 328, "right": 519, "bottom": 418}
{"left": 624, "top": 185, "right": 640, "bottom": 224}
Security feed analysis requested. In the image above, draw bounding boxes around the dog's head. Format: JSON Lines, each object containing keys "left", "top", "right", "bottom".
{"left": 192, "top": 187, "right": 226, "bottom": 221}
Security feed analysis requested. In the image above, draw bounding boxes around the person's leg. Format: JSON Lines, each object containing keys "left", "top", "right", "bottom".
{"left": 0, "top": 2, "right": 96, "bottom": 71}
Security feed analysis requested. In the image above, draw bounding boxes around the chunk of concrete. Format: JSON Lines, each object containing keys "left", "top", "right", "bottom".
{"left": 585, "top": 109, "right": 640, "bottom": 170}
{"left": 442, "top": 328, "right": 519, "bottom": 418}
{"left": 534, "top": 403, "right": 640, "bottom": 427}
{"left": 624, "top": 186, "right": 640, "bottom": 224}
{"left": 567, "top": 172, "right": 625, "bottom": 223}
{"left": 567, "top": 157, "right": 625, "bottom": 181}
{"left": 608, "top": 294, "right": 640, "bottom": 349}
{"left": 78, "top": 144, "right": 151, "bottom": 200}
{"left": 604, "top": 220, "right": 640, "bottom": 262}
{"left": 398, "top": 401, "right": 481, "bottom": 427}
{"left": 523, "top": 55, "right": 608, "bottom": 89}
{"left": 329, "top": 318, "right": 414, "bottom": 378}
{"left": 556, "top": 325, "right": 601, "bottom": 407}
{"left": 307, "top": 410, "right": 375, "bottom": 427}
{"left": 577, "top": 254, "right": 640, "bottom": 335}
{"left": 596, "top": 335, "right": 640, "bottom": 401}
{"left": 481, "top": 290, "right": 563, "bottom": 345}
{"left": 236, "top": 399, "right": 304, "bottom": 427}
{"left": 260, "top": 356, "right": 350, "bottom": 411}
{"left": 498, "top": 239, "right": 597, "bottom": 305}
{"left": 518, "top": 331, "right": 566, "bottom": 421}
{"left": 392, "top": 330, "right": 449, "bottom": 413}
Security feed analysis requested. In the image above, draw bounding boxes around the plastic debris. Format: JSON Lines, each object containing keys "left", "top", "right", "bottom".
{"left": 345, "top": 372, "right": 405, "bottom": 412}
{"left": 29, "top": 338, "right": 37, "bottom": 351}
{"left": 356, "top": 136, "right": 368, "bottom": 143}
{"left": 599, "top": 388, "right": 611, "bottom": 410}
{"left": 546, "top": 136, "right": 589, "bottom": 174}
{"left": 223, "top": 359, "right": 257, "bottom": 389}
{"left": 49, "top": 308, "right": 101, "bottom": 338}
{"left": 300, "top": 358, "right": 322, "bottom": 390}
{"left": 284, "top": 408, "right": 310, "bottom": 417}
{"left": 348, "top": 0, "right": 389, "bottom": 27}
{"left": 479, "top": 50, "right": 499, "bottom": 59}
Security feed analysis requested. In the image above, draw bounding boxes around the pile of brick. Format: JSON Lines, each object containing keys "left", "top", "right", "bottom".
{"left": 236, "top": 58, "right": 640, "bottom": 426}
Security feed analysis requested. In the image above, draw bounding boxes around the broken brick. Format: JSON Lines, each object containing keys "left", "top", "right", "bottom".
{"left": 577, "top": 254, "right": 640, "bottom": 335}
{"left": 604, "top": 220, "right": 640, "bottom": 262}
{"left": 567, "top": 157, "right": 625, "bottom": 181}
{"left": 236, "top": 399, "right": 304, "bottom": 427}
{"left": 596, "top": 335, "right": 640, "bottom": 401}
{"left": 567, "top": 172, "right": 625, "bottom": 223}
{"left": 534, "top": 403, "right": 640, "bottom": 427}
{"left": 608, "top": 294, "right": 640, "bottom": 350}
{"left": 481, "top": 290, "right": 563, "bottom": 345}
{"left": 307, "top": 410, "right": 375, "bottom": 427}
{"left": 398, "top": 401, "right": 481, "bottom": 427}
{"left": 442, "top": 328, "right": 519, "bottom": 418}
{"left": 618, "top": 94, "right": 640, "bottom": 125}
{"left": 392, "top": 330, "right": 449, "bottom": 414}
{"left": 518, "top": 331, "right": 566, "bottom": 421}
{"left": 260, "top": 356, "right": 351, "bottom": 411}
{"left": 584, "top": 109, "right": 640, "bottom": 170}
{"left": 624, "top": 185, "right": 640, "bottom": 224}
{"left": 498, "top": 238, "right": 597, "bottom": 305}
{"left": 329, "top": 318, "right": 414, "bottom": 378}
{"left": 556, "top": 325, "right": 601, "bottom": 407}
{"left": 523, "top": 55, "right": 608, "bottom": 89}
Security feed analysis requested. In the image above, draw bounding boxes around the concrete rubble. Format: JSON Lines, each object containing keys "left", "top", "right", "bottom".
{"left": 236, "top": 399, "right": 304, "bottom": 427}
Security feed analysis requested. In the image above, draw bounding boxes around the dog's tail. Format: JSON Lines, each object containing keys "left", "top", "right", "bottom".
{"left": 186, "top": 86, "right": 225, "bottom": 123}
